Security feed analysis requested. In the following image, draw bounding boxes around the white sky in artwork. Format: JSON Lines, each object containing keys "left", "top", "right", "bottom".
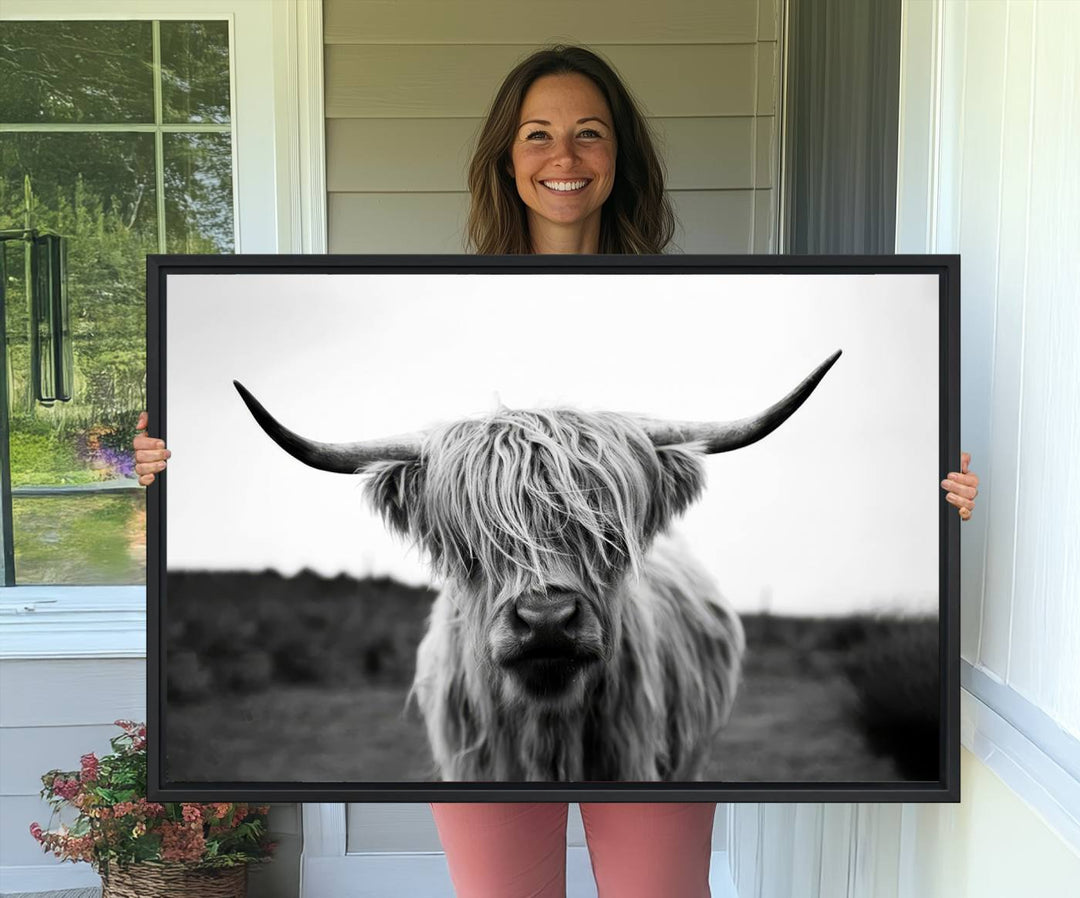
{"left": 165, "top": 271, "right": 940, "bottom": 616}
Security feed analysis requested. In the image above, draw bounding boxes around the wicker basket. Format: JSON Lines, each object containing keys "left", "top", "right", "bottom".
{"left": 100, "top": 861, "right": 247, "bottom": 897}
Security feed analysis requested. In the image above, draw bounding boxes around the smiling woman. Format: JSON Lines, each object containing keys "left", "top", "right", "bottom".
{"left": 508, "top": 73, "right": 617, "bottom": 252}
{"left": 465, "top": 45, "right": 675, "bottom": 255}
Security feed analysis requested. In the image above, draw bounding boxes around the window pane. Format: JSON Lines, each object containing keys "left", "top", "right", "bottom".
{"left": 2, "top": 132, "right": 156, "bottom": 584}
{"left": 12, "top": 492, "right": 146, "bottom": 585}
{"left": 1, "top": 132, "right": 157, "bottom": 478}
{"left": 0, "top": 21, "right": 154, "bottom": 124}
{"left": 160, "top": 21, "right": 232, "bottom": 124}
{"left": 1, "top": 20, "right": 234, "bottom": 586}
{"left": 164, "top": 133, "right": 235, "bottom": 252}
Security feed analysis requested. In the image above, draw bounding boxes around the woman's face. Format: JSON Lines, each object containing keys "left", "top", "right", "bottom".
{"left": 508, "top": 73, "right": 617, "bottom": 237}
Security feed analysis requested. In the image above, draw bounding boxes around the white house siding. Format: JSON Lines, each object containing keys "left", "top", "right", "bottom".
{"left": 934, "top": 0, "right": 1080, "bottom": 733}
{"left": 898, "top": 0, "right": 1080, "bottom": 759}
{"left": 729, "top": 1, "right": 1080, "bottom": 894}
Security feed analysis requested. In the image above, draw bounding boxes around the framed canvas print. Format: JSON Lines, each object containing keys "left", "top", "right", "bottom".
{"left": 147, "top": 254, "right": 960, "bottom": 802}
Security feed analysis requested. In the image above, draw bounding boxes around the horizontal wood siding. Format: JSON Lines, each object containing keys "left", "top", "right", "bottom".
{"left": 326, "top": 44, "right": 763, "bottom": 118}
{"left": 326, "top": 116, "right": 770, "bottom": 192}
{"left": 325, "top": 0, "right": 781, "bottom": 256}
{"left": 325, "top": 0, "right": 761, "bottom": 45}
{"left": 0, "top": 660, "right": 145, "bottom": 728}
{"left": 0, "top": 724, "right": 124, "bottom": 796}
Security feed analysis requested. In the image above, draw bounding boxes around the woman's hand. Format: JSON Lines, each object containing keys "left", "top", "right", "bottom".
{"left": 133, "top": 411, "right": 171, "bottom": 486}
{"left": 941, "top": 452, "right": 979, "bottom": 521}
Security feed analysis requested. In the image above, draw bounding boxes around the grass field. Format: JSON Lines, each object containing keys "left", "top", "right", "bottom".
{"left": 165, "top": 571, "right": 936, "bottom": 784}
{"left": 13, "top": 492, "right": 145, "bottom": 584}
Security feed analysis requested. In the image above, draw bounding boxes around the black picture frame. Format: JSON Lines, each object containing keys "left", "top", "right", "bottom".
{"left": 147, "top": 253, "right": 960, "bottom": 803}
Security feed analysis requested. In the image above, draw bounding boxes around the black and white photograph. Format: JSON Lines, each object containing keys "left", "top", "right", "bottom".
{"left": 153, "top": 255, "right": 956, "bottom": 800}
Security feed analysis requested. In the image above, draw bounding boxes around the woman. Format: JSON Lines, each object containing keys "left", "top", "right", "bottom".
{"left": 135, "top": 45, "right": 979, "bottom": 898}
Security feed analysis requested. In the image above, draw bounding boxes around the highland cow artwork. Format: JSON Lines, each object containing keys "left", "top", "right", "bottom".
{"left": 149, "top": 255, "right": 960, "bottom": 802}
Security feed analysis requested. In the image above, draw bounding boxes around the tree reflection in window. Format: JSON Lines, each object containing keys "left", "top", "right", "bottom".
{"left": 0, "top": 20, "right": 234, "bottom": 584}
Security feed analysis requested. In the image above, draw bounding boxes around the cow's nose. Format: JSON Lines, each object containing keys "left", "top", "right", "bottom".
{"left": 513, "top": 593, "right": 579, "bottom": 639}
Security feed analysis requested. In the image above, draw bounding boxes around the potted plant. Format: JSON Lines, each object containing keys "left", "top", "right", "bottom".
{"left": 30, "top": 720, "right": 275, "bottom": 897}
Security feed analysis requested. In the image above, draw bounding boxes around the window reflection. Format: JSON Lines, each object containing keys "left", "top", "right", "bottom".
{"left": 0, "top": 20, "right": 234, "bottom": 585}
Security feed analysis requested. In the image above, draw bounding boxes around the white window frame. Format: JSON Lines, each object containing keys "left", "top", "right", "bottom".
{"left": 0, "top": 0, "right": 326, "bottom": 660}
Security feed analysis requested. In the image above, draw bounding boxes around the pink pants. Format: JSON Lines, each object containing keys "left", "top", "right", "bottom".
{"left": 430, "top": 802, "right": 716, "bottom": 898}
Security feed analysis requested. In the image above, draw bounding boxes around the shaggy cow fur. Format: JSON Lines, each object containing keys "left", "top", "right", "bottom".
{"left": 364, "top": 408, "right": 745, "bottom": 782}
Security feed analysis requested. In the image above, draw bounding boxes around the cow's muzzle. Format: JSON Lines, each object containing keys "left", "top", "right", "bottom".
{"left": 497, "top": 592, "right": 603, "bottom": 699}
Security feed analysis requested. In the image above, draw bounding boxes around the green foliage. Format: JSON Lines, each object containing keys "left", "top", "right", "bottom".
{"left": 13, "top": 492, "right": 145, "bottom": 584}
{"left": 9, "top": 430, "right": 90, "bottom": 484}
{"left": 1, "top": 162, "right": 153, "bottom": 425}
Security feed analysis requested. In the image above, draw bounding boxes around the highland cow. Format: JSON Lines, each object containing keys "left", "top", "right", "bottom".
{"left": 234, "top": 349, "right": 840, "bottom": 782}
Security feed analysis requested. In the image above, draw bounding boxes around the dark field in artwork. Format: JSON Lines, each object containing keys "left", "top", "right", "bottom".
{"left": 164, "top": 571, "right": 938, "bottom": 784}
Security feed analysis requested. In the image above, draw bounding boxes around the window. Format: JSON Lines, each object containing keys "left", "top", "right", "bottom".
{"left": 0, "top": 19, "right": 235, "bottom": 585}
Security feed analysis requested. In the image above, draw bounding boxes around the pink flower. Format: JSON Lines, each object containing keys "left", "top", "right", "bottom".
{"left": 160, "top": 821, "right": 206, "bottom": 863}
{"left": 29, "top": 822, "right": 43, "bottom": 842}
{"left": 181, "top": 804, "right": 202, "bottom": 824}
{"left": 112, "top": 800, "right": 136, "bottom": 817}
{"left": 52, "top": 777, "right": 80, "bottom": 801}
{"left": 137, "top": 798, "right": 166, "bottom": 818}
{"left": 80, "top": 753, "right": 99, "bottom": 782}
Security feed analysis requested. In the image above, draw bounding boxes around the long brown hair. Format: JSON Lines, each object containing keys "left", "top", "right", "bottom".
{"left": 466, "top": 45, "right": 676, "bottom": 255}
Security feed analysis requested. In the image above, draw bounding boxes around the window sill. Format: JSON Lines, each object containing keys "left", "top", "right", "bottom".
{"left": 0, "top": 585, "right": 145, "bottom": 659}
{"left": 961, "top": 662, "right": 1080, "bottom": 853}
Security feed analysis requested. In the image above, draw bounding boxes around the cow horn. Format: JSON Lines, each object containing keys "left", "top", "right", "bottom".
{"left": 639, "top": 349, "right": 842, "bottom": 453}
{"left": 233, "top": 381, "right": 423, "bottom": 473}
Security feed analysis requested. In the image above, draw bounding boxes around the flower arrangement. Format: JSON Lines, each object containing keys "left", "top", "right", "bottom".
{"left": 30, "top": 720, "right": 275, "bottom": 878}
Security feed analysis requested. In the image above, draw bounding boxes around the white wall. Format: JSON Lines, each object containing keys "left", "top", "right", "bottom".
{"left": 730, "top": 1, "right": 1080, "bottom": 894}
{"left": 889, "top": 0, "right": 1080, "bottom": 888}
{"left": 929, "top": 0, "right": 1079, "bottom": 734}
{"left": 896, "top": 0, "right": 1080, "bottom": 742}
